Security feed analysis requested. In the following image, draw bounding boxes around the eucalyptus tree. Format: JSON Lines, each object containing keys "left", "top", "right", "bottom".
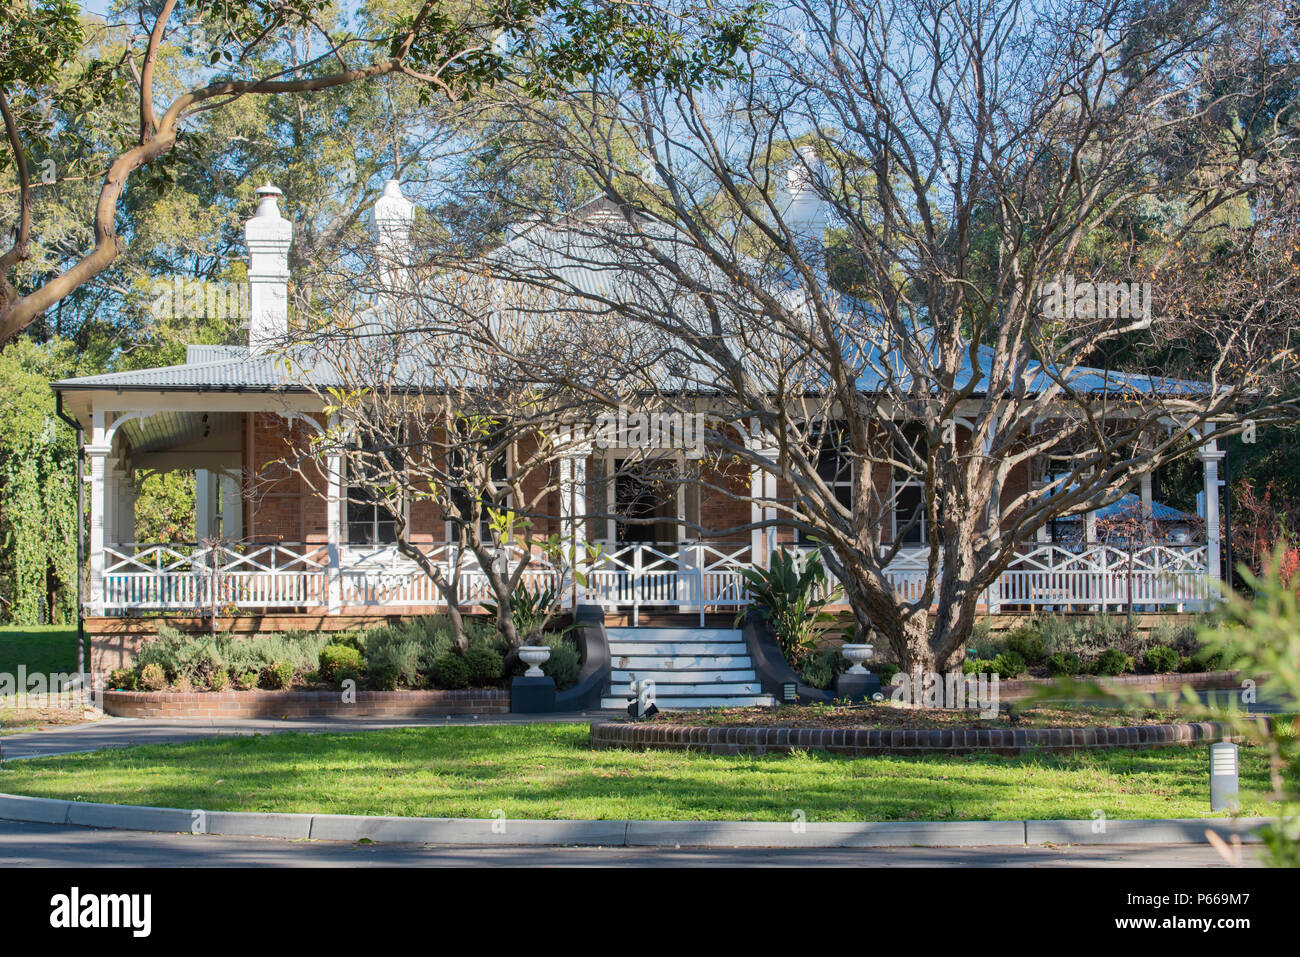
{"left": 465, "top": 0, "right": 1300, "bottom": 672}
{"left": 0, "top": 0, "right": 762, "bottom": 344}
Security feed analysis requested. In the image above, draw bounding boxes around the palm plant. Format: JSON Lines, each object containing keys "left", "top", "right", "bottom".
{"left": 738, "top": 548, "right": 841, "bottom": 666}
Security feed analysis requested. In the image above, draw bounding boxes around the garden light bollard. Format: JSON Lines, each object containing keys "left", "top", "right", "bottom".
{"left": 1210, "top": 741, "right": 1239, "bottom": 812}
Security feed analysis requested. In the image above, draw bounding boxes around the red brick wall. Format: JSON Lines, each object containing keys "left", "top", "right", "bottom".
{"left": 246, "top": 412, "right": 323, "bottom": 543}
{"left": 241, "top": 415, "right": 1037, "bottom": 549}
{"left": 103, "top": 688, "right": 509, "bottom": 718}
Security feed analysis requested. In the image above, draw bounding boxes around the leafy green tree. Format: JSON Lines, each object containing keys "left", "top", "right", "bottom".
{"left": 0, "top": 0, "right": 761, "bottom": 343}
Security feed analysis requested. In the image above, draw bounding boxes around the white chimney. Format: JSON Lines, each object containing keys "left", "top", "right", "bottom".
{"left": 371, "top": 179, "right": 415, "bottom": 289}
{"left": 780, "top": 145, "right": 827, "bottom": 256}
{"left": 244, "top": 183, "right": 293, "bottom": 353}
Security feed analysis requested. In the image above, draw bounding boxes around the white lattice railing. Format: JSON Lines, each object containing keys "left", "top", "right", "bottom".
{"left": 584, "top": 543, "right": 752, "bottom": 624}
{"left": 103, "top": 542, "right": 328, "bottom": 610}
{"left": 98, "top": 540, "right": 1209, "bottom": 615}
{"left": 791, "top": 542, "right": 1210, "bottom": 610}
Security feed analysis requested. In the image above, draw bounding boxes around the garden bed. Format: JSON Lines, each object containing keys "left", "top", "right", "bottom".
{"left": 102, "top": 688, "right": 509, "bottom": 719}
{"left": 997, "top": 669, "right": 1241, "bottom": 698}
{"left": 642, "top": 703, "right": 1186, "bottom": 729}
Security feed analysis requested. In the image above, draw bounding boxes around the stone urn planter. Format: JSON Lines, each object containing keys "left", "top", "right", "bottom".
{"left": 841, "top": 644, "right": 875, "bottom": 675}
{"left": 519, "top": 645, "right": 552, "bottom": 678}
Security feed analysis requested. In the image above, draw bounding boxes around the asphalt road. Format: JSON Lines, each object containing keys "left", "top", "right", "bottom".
{"left": 0, "top": 819, "right": 1260, "bottom": 867}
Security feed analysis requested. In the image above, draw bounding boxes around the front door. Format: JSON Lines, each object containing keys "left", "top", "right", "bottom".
{"left": 614, "top": 459, "right": 679, "bottom": 544}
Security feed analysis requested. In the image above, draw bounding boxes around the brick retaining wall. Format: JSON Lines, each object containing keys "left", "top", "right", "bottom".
{"left": 589, "top": 719, "right": 1235, "bottom": 757}
{"left": 104, "top": 688, "right": 509, "bottom": 719}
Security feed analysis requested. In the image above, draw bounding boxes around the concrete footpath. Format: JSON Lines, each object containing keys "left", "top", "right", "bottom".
{"left": 0, "top": 711, "right": 605, "bottom": 760}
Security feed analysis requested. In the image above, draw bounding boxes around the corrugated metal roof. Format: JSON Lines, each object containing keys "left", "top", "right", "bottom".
{"left": 54, "top": 349, "right": 307, "bottom": 391}
{"left": 54, "top": 201, "right": 1211, "bottom": 399}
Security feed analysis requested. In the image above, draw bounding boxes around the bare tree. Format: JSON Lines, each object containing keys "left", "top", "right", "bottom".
{"left": 284, "top": 263, "right": 608, "bottom": 654}
{"left": 454, "top": 0, "right": 1300, "bottom": 671}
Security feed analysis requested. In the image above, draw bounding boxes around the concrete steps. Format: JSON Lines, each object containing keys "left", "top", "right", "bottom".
{"left": 601, "top": 626, "right": 775, "bottom": 710}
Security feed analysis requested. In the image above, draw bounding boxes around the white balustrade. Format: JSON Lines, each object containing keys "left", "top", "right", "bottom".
{"left": 98, "top": 539, "right": 1210, "bottom": 615}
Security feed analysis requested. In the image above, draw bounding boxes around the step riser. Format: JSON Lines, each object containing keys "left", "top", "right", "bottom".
{"left": 608, "top": 642, "right": 748, "bottom": 656}
{"left": 609, "top": 683, "right": 763, "bottom": 696}
{"left": 605, "top": 628, "right": 744, "bottom": 642}
{"left": 600, "top": 695, "right": 776, "bottom": 709}
{"left": 610, "top": 656, "right": 752, "bottom": 670}
{"left": 610, "top": 670, "right": 756, "bottom": 684}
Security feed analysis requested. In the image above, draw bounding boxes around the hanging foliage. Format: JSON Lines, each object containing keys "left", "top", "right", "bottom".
{"left": 0, "top": 338, "right": 79, "bottom": 625}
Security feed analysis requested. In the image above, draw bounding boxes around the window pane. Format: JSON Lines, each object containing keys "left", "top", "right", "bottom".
{"left": 895, "top": 483, "right": 924, "bottom": 544}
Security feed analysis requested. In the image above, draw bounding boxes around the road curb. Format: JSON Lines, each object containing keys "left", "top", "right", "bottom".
{"left": 0, "top": 793, "right": 1274, "bottom": 847}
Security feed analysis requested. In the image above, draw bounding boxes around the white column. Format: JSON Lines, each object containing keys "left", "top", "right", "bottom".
{"left": 1139, "top": 471, "right": 1154, "bottom": 534}
{"left": 196, "top": 468, "right": 215, "bottom": 540}
{"left": 218, "top": 472, "right": 243, "bottom": 540}
{"left": 747, "top": 421, "right": 776, "bottom": 567}
{"left": 326, "top": 443, "right": 344, "bottom": 613}
{"left": 1199, "top": 439, "right": 1224, "bottom": 590}
{"left": 559, "top": 432, "right": 590, "bottom": 607}
{"left": 86, "top": 409, "right": 110, "bottom": 616}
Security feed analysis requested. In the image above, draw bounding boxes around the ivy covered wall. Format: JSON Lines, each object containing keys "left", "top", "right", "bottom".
{"left": 0, "top": 339, "right": 79, "bottom": 625}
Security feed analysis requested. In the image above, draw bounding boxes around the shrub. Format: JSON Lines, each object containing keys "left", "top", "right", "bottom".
{"left": 541, "top": 636, "right": 582, "bottom": 689}
{"left": 991, "top": 650, "right": 1026, "bottom": 679}
{"left": 738, "top": 548, "right": 839, "bottom": 666}
{"left": 1095, "top": 648, "right": 1131, "bottom": 676}
{"left": 483, "top": 585, "right": 563, "bottom": 645}
{"left": 465, "top": 645, "right": 504, "bottom": 686}
{"left": 434, "top": 651, "right": 469, "bottom": 689}
{"left": 364, "top": 633, "right": 422, "bottom": 690}
{"left": 1142, "top": 645, "right": 1180, "bottom": 674}
{"left": 875, "top": 663, "right": 901, "bottom": 685}
{"left": 108, "top": 668, "right": 137, "bottom": 690}
{"left": 1150, "top": 621, "right": 1200, "bottom": 657}
{"left": 327, "top": 631, "right": 366, "bottom": 655}
{"left": 207, "top": 668, "right": 229, "bottom": 692}
{"left": 1046, "top": 651, "right": 1081, "bottom": 676}
{"left": 261, "top": 660, "right": 293, "bottom": 690}
{"left": 1181, "top": 648, "right": 1228, "bottom": 673}
{"left": 1002, "top": 625, "right": 1046, "bottom": 665}
{"left": 319, "top": 644, "right": 364, "bottom": 685}
{"left": 139, "top": 662, "right": 166, "bottom": 691}
{"left": 135, "top": 626, "right": 215, "bottom": 683}
{"left": 136, "top": 627, "right": 332, "bottom": 684}
{"left": 963, "top": 657, "right": 997, "bottom": 676}
{"left": 799, "top": 646, "right": 842, "bottom": 689}
{"left": 234, "top": 670, "right": 260, "bottom": 691}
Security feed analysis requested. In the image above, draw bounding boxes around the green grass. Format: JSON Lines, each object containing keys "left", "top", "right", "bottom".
{"left": 0, "top": 625, "right": 79, "bottom": 677}
{"left": 0, "top": 724, "right": 1274, "bottom": 822}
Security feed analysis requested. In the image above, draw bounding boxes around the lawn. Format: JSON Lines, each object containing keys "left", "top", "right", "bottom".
{"left": 0, "top": 625, "right": 80, "bottom": 677}
{"left": 0, "top": 723, "right": 1273, "bottom": 821}
{"left": 0, "top": 625, "right": 92, "bottom": 734}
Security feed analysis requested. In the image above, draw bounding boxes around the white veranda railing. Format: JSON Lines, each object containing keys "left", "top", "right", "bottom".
{"left": 100, "top": 540, "right": 1209, "bottom": 616}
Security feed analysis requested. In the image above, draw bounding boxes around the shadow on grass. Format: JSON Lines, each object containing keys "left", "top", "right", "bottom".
{"left": 0, "top": 725, "right": 1268, "bottom": 822}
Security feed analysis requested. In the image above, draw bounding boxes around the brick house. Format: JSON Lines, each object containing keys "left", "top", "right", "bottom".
{"left": 53, "top": 181, "right": 1225, "bottom": 632}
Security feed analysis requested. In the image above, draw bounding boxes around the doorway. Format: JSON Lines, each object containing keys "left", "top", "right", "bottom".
{"left": 614, "top": 458, "right": 680, "bottom": 545}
